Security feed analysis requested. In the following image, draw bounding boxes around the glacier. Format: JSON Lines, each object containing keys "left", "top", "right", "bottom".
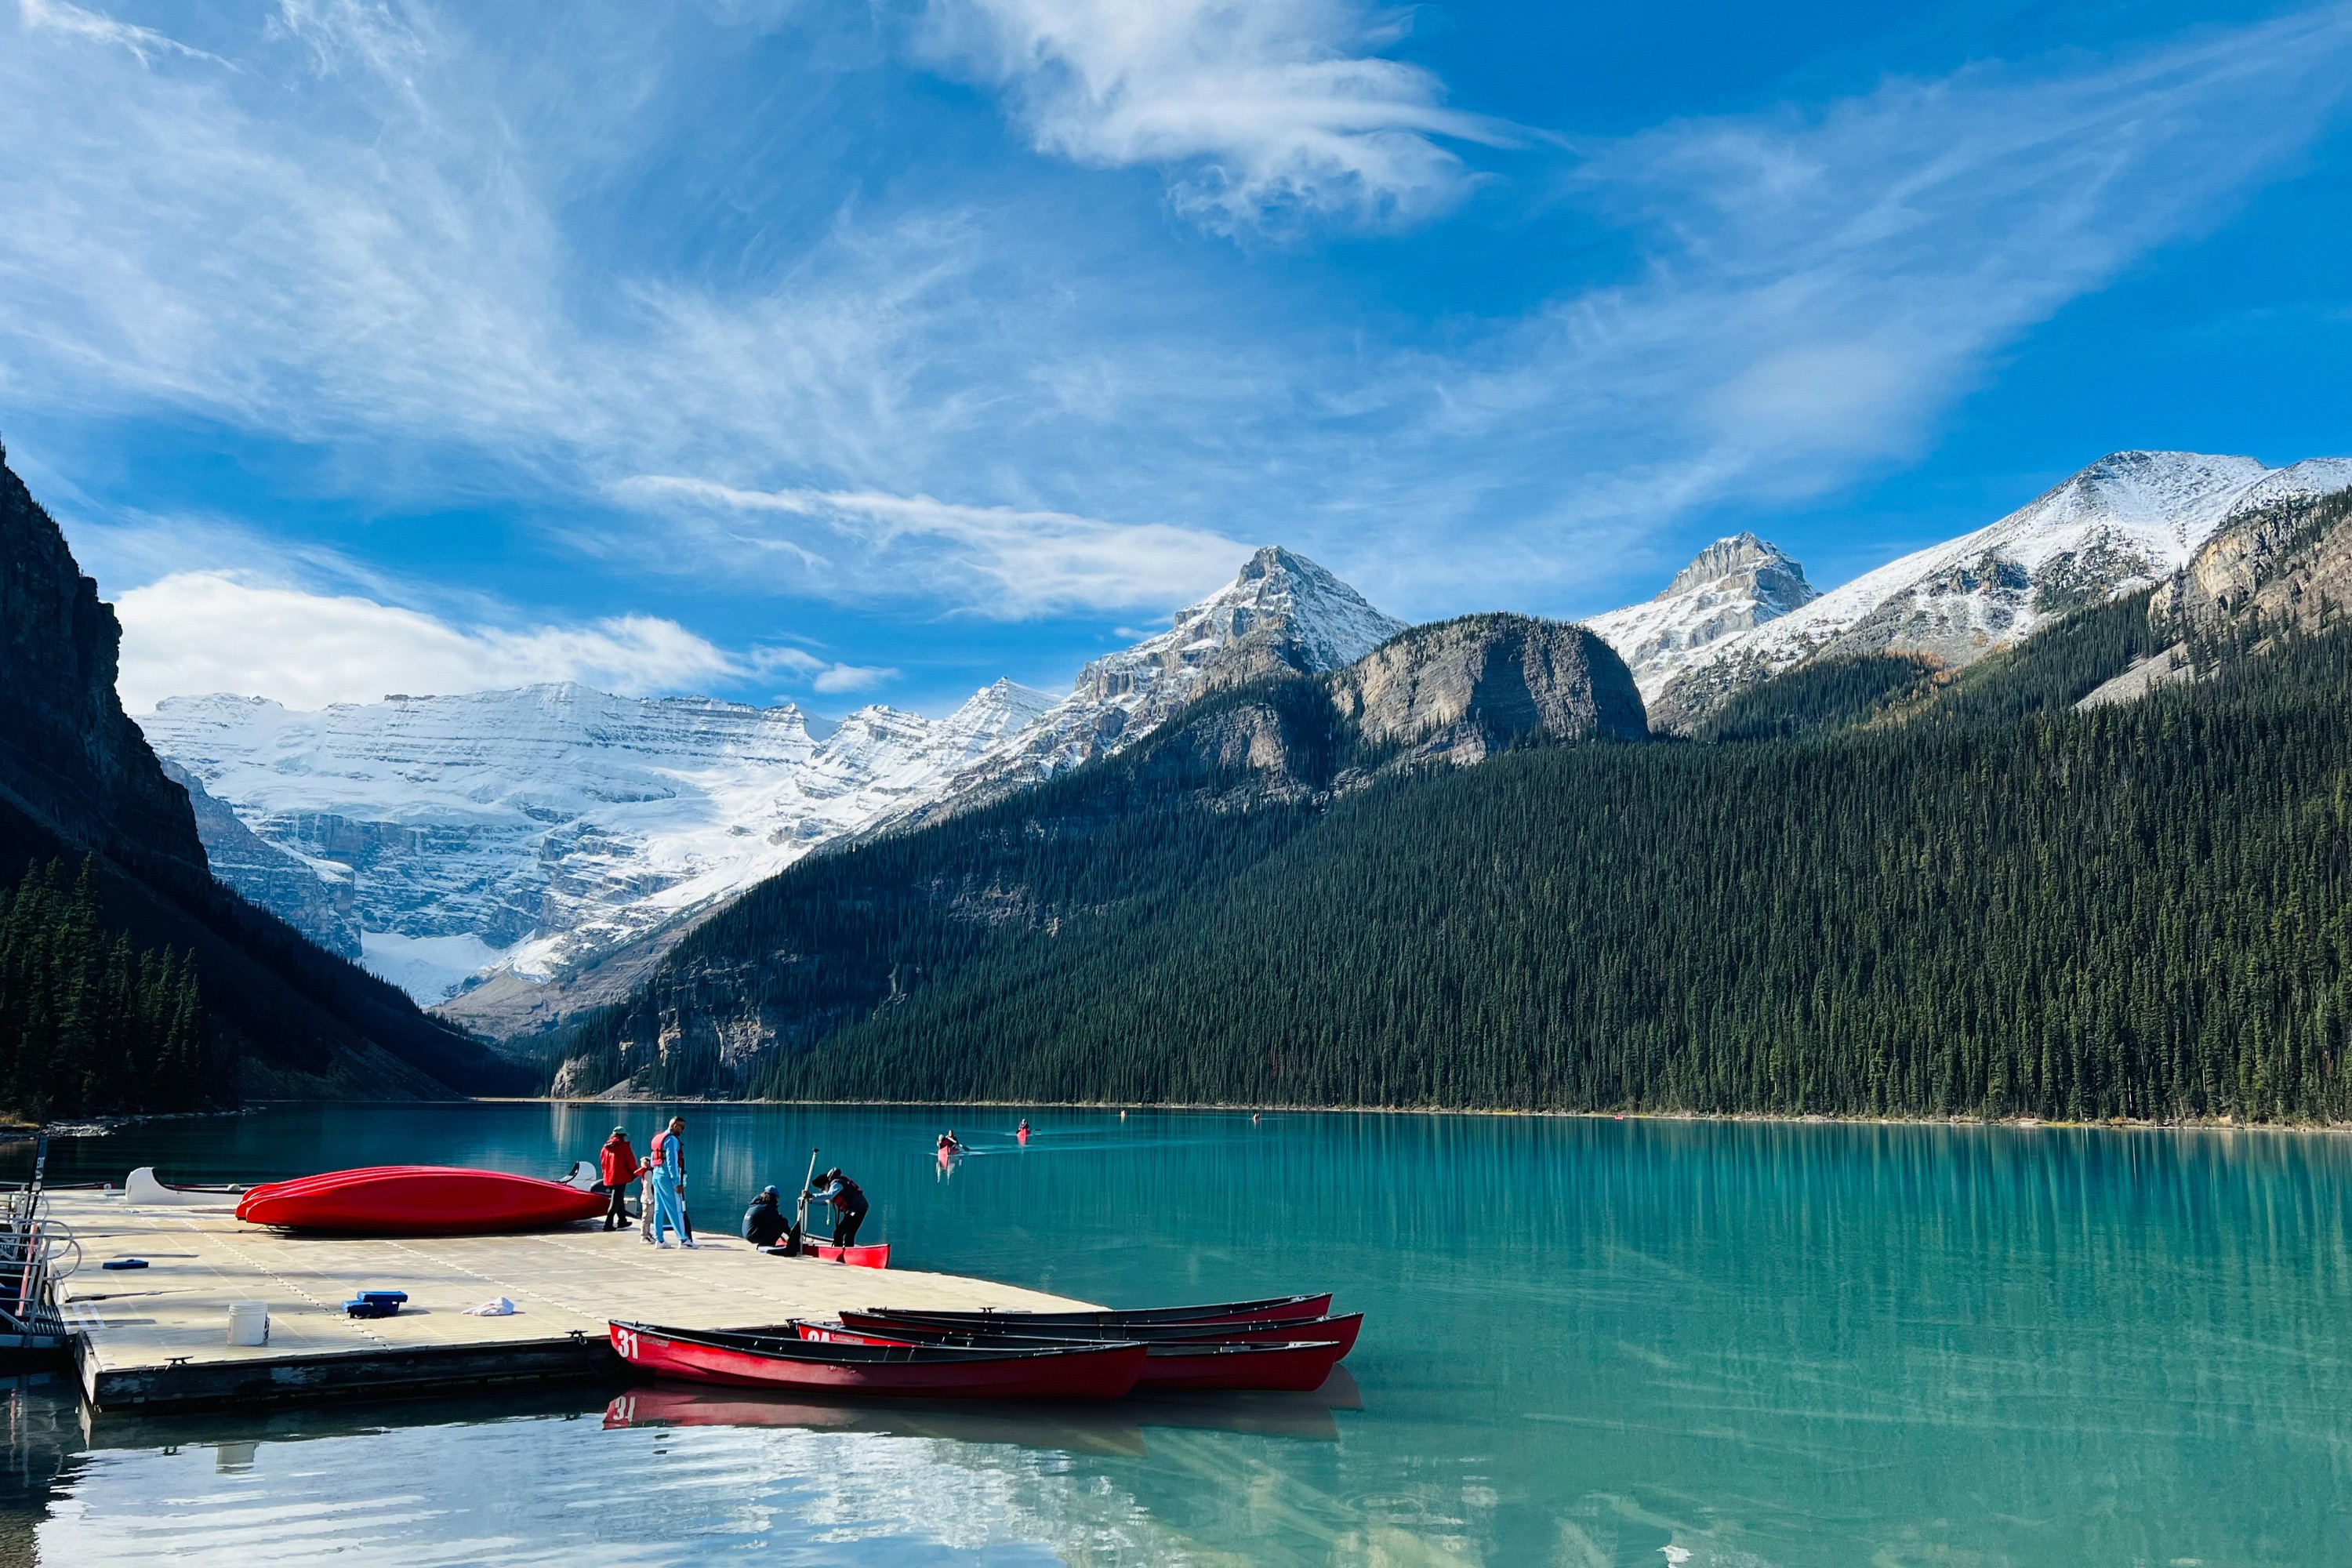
{"left": 138, "top": 546, "right": 1403, "bottom": 1015}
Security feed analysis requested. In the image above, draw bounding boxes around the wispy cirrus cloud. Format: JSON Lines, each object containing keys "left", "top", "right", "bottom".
{"left": 917, "top": 0, "right": 1515, "bottom": 233}
{"left": 2, "top": 0, "right": 2349, "bottom": 655}
{"left": 1316, "top": 2, "right": 2352, "bottom": 608}
{"left": 17, "top": 0, "right": 226, "bottom": 66}
{"left": 612, "top": 476, "right": 1250, "bottom": 616}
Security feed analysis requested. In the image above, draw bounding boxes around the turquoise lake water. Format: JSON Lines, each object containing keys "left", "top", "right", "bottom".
{"left": 7, "top": 1104, "right": 2350, "bottom": 1565}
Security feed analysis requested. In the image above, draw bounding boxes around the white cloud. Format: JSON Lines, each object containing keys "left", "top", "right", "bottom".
{"left": 612, "top": 475, "right": 1250, "bottom": 615}
{"left": 2, "top": 1, "right": 2349, "bottom": 633}
{"left": 921, "top": 0, "right": 1509, "bottom": 232}
{"left": 1316, "top": 5, "right": 2352, "bottom": 611}
{"left": 811, "top": 663, "right": 898, "bottom": 694}
{"left": 114, "top": 571, "right": 740, "bottom": 711}
{"left": 17, "top": 0, "right": 227, "bottom": 67}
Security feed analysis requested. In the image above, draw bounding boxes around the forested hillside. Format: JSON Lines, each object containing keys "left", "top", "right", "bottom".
{"left": 0, "top": 859, "right": 220, "bottom": 1119}
{"left": 543, "top": 501, "right": 2352, "bottom": 1125}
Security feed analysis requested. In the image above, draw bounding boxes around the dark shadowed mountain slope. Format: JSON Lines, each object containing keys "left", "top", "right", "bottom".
{"left": 0, "top": 443, "right": 531, "bottom": 1102}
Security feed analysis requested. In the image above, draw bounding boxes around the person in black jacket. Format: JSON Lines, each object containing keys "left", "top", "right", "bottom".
{"left": 804, "top": 1167, "right": 869, "bottom": 1254}
{"left": 742, "top": 1185, "right": 788, "bottom": 1247}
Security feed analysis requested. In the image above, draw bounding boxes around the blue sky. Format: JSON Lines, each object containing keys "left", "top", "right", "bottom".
{"left": 3, "top": 0, "right": 2349, "bottom": 717}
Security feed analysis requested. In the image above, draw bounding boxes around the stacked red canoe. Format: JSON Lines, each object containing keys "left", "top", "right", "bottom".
{"left": 609, "top": 1293, "right": 1361, "bottom": 1400}
{"left": 235, "top": 1166, "right": 609, "bottom": 1235}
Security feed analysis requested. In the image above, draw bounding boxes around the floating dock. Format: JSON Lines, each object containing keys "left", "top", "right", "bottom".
{"left": 49, "top": 1188, "right": 1093, "bottom": 1413}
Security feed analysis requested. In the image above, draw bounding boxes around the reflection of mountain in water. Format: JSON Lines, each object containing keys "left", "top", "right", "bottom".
{"left": 24, "top": 1370, "right": 1395, "bottom": 1567}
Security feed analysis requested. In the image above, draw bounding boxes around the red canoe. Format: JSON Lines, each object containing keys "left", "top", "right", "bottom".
{"left": 800, "top": 1321, "right": 1348, "bottom": 1392}
{"left": 855, "top": 1293, "right": 1333, "bottom": 1330}
{"left": 234, "top": 1166, "right": 608, "bottom": 1235}
{"left": 777, "top": 1240, "right": 891, "bottom": 1269}
{"left": 609, "top": 1320, "right": 1147, "bottom": 1399}
{"left": 841, "top": 1308, "right": 1363, "bottom": 1358}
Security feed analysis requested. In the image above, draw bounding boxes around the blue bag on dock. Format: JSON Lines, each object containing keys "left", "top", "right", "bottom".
{"left": 343, "top": 1290, "right": 408, "bottom": 1319}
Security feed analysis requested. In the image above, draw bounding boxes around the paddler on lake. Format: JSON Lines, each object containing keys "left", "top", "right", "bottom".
{"left": 937, "top": 1131, "right": 963, "bottom": 1157}
{"left": 644, "top": 1115, "right": 695, "bottom": 1250}
{"left": 804, "top": 1166, "right": 869, "bottom": 1256}
{"left": 598, "top": 1126, "right": 641, "bottom": 1231}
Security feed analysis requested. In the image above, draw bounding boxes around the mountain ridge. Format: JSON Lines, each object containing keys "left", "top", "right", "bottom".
{"left": 143, "top": 546, "right": 1404, "bottom": 1025}
{"left": 1622, "top": 449, "right": 2352, "bottom": 730}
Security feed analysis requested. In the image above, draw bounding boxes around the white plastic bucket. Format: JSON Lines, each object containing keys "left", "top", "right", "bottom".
{"left": 227, "top": 1301, "right": 270, "bottom": 1346}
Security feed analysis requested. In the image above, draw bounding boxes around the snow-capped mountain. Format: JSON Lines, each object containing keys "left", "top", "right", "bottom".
{"left": 141, "top": 679, "right": 1053, "bottom": 1004}
{"left": 1595, "top": 451, "right": 2352, "bottom": 724}
{"left": 1584, "top": 533, "right": 1817, "bottom": 695}
{"left": 899, "top": 546, "right": 1407, "bottom": 821}
{"left": 138, "top": 546, "right": 1400, "bottom": 1017}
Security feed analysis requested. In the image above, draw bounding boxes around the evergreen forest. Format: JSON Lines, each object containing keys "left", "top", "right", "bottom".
{"left": 0, "top": 859, "right": 224, "bottom": 1120}
{"left": 546, "top": 590, "right": 2352, "bottom": 1125}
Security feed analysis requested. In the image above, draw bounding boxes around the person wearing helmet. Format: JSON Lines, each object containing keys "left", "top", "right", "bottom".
{"left": 804, "top": 1167, "right": 869, "bottom": 1254}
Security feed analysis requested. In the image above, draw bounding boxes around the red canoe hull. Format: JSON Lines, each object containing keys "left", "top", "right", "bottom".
{"left": 843, "top": 1310, "right": 1363, "bottom": 1357}
{"left": 805, "top": 1322, "right": 1348, "bottom": 1392}
{"left": 610, "top": 1321, "right": 1146, "bottom": 1400}
{"left": 234, "top": 1166, "right": 608, "bottom": 1235}
{"left": 1134, "top": 1339, "right": 1349, "bottom": 1392}
{"left": 797, "top": 1240, "right": 891, "bottom": 1269}
{"left": 856, "top": 1293, "right": 1333, "bottom": 1330}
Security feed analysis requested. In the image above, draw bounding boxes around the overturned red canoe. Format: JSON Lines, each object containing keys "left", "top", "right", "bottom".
{"left": 610, "top": 1320, "right": 1147, "bottom": 1400}
{"left": 234, "top": 1166, "right": 608, "bottom": 1235}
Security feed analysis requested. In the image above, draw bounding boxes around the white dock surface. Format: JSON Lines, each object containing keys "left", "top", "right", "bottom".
{"left": 52, "top": 1189, "right": 1094, "bottom": 1410}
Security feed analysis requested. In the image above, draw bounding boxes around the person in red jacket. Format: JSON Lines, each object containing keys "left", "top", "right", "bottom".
{"left": 598, "top": 1127, "right": 641, "bottom": 1232}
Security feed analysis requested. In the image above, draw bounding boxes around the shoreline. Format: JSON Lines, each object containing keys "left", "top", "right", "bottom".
{"left": 25, "top": 1100, "right": 2350, "bottom": 1138}
{"left": 478, "top": 1097, "right": 2352, "bottom": 1135}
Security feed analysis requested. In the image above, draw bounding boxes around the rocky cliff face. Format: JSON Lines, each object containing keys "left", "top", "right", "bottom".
{"left": 0, "top": 444, "right": 206, "bottom": 886}
{"left": 162, "top": 759, "right": 362, "bottom": 959}
{"left": 1584, "top": 534, "right": 1817, "bottom": 696}
{"left": 1333, "top": 615, "right": 1648, "bottom": 764}
{"left": 903, "top": 546, "right": 1409, "bottom": 820}
{"left": 2153, "top": 488, "right": 2352, "bottom": 637}
{"left": 1044, "top": 613, "right": 1647, "bottom": 811}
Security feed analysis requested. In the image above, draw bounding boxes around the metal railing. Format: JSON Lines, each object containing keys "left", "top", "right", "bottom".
{"left": 0, "top": 1134, "right": 72, "bottom": 1351}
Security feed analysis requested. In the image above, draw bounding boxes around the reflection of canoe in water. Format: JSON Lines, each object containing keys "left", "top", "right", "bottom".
{"left": 600, "top": 1372, "right": 1363, "bottom": 1445}
{"left": 609, "top": 1320, "right": 1147, "bottom": 1399}
{"left": 601, "top": 1386, "right": 1151, "bottom": 1454}
{"left": 855, "top": 1293, "right": 1333, "bottom": 1330}
{"left": 234, "top": 1167, "right": 608, "bottom": 1234}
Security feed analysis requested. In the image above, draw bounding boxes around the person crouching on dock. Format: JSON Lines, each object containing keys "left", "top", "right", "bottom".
{"left": 645, "top": 1116, "right": 695, "bottom": 1249}
{"left": 599, "top": 1126, "right": 641, "bottom": 1231}
{"left": 743, "top": 1184, "right": 799, "bottom": 1253}
{"left": 804, "top": 1167, "right": 868, "bottom": 1256}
